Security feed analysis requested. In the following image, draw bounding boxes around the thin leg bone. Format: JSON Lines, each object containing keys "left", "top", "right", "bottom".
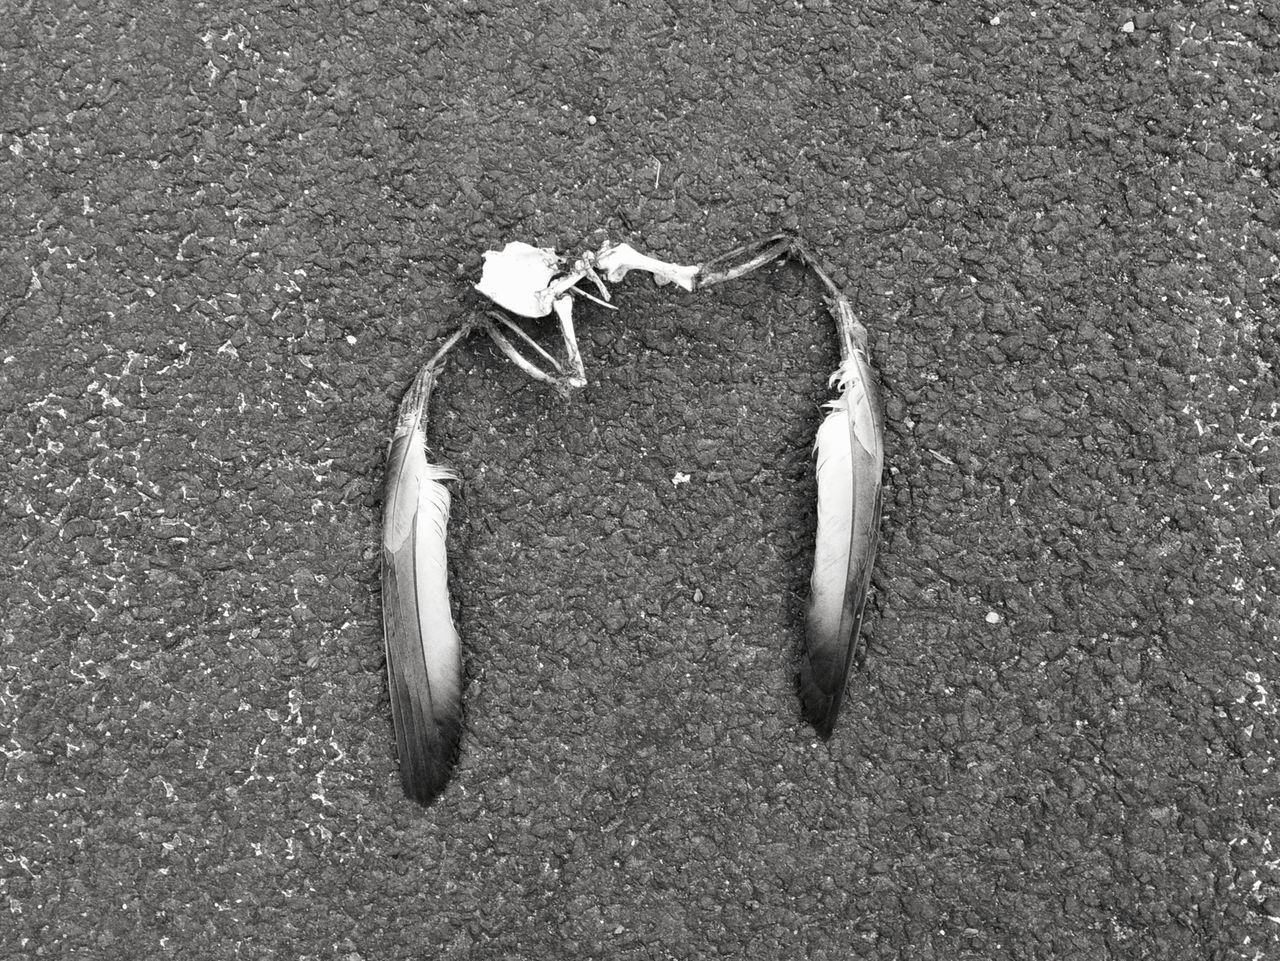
{"left": 786, "top": 239, "right": 845, "bottom": 301}
{"left": 552, "top": 295, "right": 587, "bottom": 389}
{"left": 581, "top": 259, "right": 613, "bottom": 302}
{"left": 770, "top": 238, "right": 859, "bottom": 357}
{"left": 425, "top": 321, "right": 476, "bottom": 369}
{"left": 491, "top": 312, "right": 565, "bottom": 373}
{"left": 697, "top": 232, "right": 793, "bottom": 272}
{"left": 568, "top": 285, "right": 618, "bottom": 311}
{"left": 694, "top": 233, "right": 795, "bottom": 289}
{"left": 484, "top": 323, "right": 565, "bottom": 387}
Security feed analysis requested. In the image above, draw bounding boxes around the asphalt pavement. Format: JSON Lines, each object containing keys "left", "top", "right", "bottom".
{"left": 3, "top": 1, "right": 1278, "bottom": 958}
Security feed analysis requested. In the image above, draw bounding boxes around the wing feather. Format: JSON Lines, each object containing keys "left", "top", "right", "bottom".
{"left": 799, "top": 347, "right": 884, "bottom": 737}
{"left": 381, "top": 366, "right": 463, "bottom": 804}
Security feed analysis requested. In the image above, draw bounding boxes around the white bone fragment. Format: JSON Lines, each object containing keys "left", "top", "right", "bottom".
{"left": 595, "top": 242, "right": 700, "bottom": 291}
{"left": 551, "top": 295, "right": 587, "bottom": 389}
{"left": 474, "top": 242, "right": 562, "bottom": 317}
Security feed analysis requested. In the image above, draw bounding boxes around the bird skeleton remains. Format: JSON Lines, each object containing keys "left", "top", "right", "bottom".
{"left": 382, "top": 232, "right": 885, "bottom": 805}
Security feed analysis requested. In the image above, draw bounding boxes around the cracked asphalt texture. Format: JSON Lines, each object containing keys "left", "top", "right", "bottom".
{"left": 4, "top": 1, "right": 1280, "bottom": 958}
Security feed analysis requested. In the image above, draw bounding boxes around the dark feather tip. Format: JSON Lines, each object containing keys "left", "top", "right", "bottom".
{"left": 397, "top": 708, "right": 463, "bottom": 807}
{"left": 798, "top": 659, "right": 842, "bottom": 739}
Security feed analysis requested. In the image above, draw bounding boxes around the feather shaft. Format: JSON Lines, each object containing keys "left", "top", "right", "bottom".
{"left": 382, "top": 362, "right": 463, "bottom": 804}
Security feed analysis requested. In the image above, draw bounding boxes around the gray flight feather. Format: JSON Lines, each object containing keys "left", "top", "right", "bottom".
{"left": 381, "top": 362, "right": 463, "bottom": 804}
{"left": 799, "top": 295, "right": 884, "bottom": 737}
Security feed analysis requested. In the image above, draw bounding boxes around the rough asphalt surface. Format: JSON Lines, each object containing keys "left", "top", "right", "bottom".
{"left": 3, "top": 1, "right": 1279, "bottom": 959}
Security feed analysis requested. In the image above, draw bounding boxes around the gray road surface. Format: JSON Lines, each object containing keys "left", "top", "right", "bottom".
{"left": 3, "top": 1, "right": 1279, "bottom": 958}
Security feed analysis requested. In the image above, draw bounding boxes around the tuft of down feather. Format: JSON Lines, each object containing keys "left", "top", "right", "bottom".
{"left": 800, "top": 340, "right": 884, "bottom": 737}
{"left": 381, "top": 363, "right": 463, "bottom": 805}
